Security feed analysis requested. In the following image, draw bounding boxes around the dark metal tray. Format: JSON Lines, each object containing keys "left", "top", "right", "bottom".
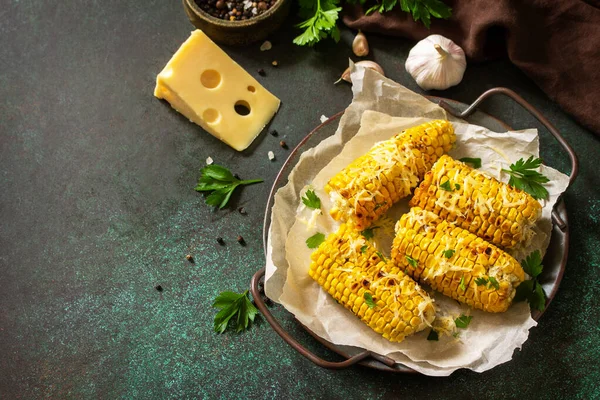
{"left": 250, "top": 88, "right": 579, "bottom": 373}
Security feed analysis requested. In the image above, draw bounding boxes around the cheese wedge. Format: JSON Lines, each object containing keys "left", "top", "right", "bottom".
{"left": 154, "top": 30, "right": 280, "bottom": 151}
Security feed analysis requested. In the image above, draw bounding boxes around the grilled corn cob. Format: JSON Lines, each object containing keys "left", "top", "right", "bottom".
{"left": 308, "top": 223, "right": 436, "bottom": 343}
{"left": 391, "top": 207, "right": 525, "bottom": 313}
{"left": 325, "top": 120, "right": 456, "bottom": 231}
{"left": 409, "top": 155, "right": 542, "bottom": 249}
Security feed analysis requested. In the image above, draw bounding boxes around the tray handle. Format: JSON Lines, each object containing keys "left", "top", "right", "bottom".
{"left": 250, "top": 268, "right": 396, "bottom": 369}
{"left": 438, "top": 87, "right": 579, "bottom": 231}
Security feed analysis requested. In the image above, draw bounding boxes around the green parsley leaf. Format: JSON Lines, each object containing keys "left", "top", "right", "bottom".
{"left": 301, "top": 189, "right": 321, "bottom": 210}
{"left": 427, "top": 329, "right": 439, "bottom": 341}
{"left": 459, "top": 157, "right": 482, "bottom": 168}
{"left": 375, "top": 251, "right": 386, "bottom": 261}
{"left": 488, "top": 276, "right": 500, "bottom": 290}
{"left": 455, "top": 183, "right": 461, "bottom": 190}
{"left": 454, "top": 315, "right": 473, "bottom": 329}
{"left": 373, "top": 202, "right": 387, "bottom": 211}
{"left": 515, "top": 280, "right": 546, "bottom": 312}
{"left": 474, "top": 277, "right": 488, "bottom": 286}
{"left": 405, "top": 255, "right": 418, "bottom": 268}
{"left": 522, "top": 250, "right": 543, "bottom": 278}
{"left": 361, "top": 227, "right": 378, "bottom": 240}
{"left": 364, "top": 292, "right": 376, "bottom": 308}
{"left": 360, "top": 245, "right": 368, "bottom": 253}
{"left": 294, "top": 0, "right": 342, "bottom": 46}
{"left": 295, "top": 0, "right": 451, "bottom": 46}
{"left": 501, "top": 156, "right": 550, "bottom": 200}
{"left": 439, "top": 180, "right": 454, "bottom": 191}
{"left": 213, "top": 290, "right": 259, "bottom": 333}
{"left": 442, "top": 249, "right": 455, "bottom": 259}
{"left": 459, "top": 275, "right": 466, "bottom": 291}
{"left": 452, "top": 331, "right": 460, "bottom": 339}
{"left": 195, "top": 165, "right": 262, "bottom": 209}
{"left": 306, "top": 232, "right": 326, "bottom": 249}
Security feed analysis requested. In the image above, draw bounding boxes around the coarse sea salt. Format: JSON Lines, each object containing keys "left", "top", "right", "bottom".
{"left": 268, "top": 151, "right": 275, "bottom": 161}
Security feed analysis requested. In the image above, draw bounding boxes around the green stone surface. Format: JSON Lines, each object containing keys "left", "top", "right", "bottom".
{"left": 1, "top": 1, "right": 599, "bottom": 398}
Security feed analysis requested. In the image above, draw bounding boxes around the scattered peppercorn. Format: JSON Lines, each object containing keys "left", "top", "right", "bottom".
{"left": 217, "top": 237, "right": 225, "bottom": 245}
{"left": 237, "top": 235, "right": 246, "bottom": 245}
{"left": 186, "top": 254, "right": 194, "bottom": 262}
{"left": 155, "top": 285, "right": 163, "bottom": 292}
{"left": 194, "top": 0, "right": 277, "bottom": 21}
{"left": 258, "top": 68, "right": 266, "bottom": 76}
{"left": 271, "top": 60, "right": 278, "bottom": 67}
{"left": 238, "top": 207, "right": 247, "bottom": 215}
{"left": 279, "top": 140, "right": 287, "bottom": 149}
{"left": 270, "top": 129, "right": 278, "bottom": 136}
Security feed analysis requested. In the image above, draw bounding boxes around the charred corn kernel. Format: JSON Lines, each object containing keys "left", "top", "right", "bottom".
{"left": 325, "top": 120, "right": 455, "bottom": 231}
{"left": 391, "top": 207, "right": 525, "bottom": 313}
{"left": 308, "top": 223, "right": 436, "bottom": 343}
{"left": 409, "top": 155, "right": 542, "bottom": 249}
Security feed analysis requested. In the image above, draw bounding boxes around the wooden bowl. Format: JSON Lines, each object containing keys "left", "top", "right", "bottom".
{"left": 182, "top": 0, "right": 292, "bottom": 46}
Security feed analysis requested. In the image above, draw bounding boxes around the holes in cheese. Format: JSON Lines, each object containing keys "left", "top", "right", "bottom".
{"left": 200, "top": 69, "right": 221, "bottom": 89}
{"left": 234, "top": 100, "right": 251, "bottom": 116}
{"left": 154, "top": 30, "right": 281, "bottom": 151}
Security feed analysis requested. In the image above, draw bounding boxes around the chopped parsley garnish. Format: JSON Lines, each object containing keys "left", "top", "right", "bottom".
{"left": 455, "top": 183, "right": 461, "bottom": 190}
{"left": 405, "top": 255, "right": 418, "bottom": 268}
{"left": 306, "top": 232, "right": 326, "bottom": 249}
{"left": 459, "top": 157, "right": 482, "bottom": 169}
{"left": 514, "top": 250, "right": 546, "bottom": 311}
{"left": 459, "top": 275, "right": 466, "bottom": 291}
{"left": 373, "top": 202, "right": 387, "bottom": 211}
{"left": 361, "top": 227, "right": 378, "bottom": 240}
{"left": 427, "top": 329, "right": 439, "bottom": 341}
{"left": 364, "top": 292, "right": 376, "bottom": 308}
{"left": 360, "top": 245, "right": 368, "bottom": 253}
{"left": 213, "top": 290, "right": 259, "bottom": 333}
{"left": 474, "top": 277, "right": 488, "bottom": 286}
{"left": 375, "top": 251, "right": 386, "bottom": 261}
{"left": 442, "top": 249, "right": 455, "bottom": 259}
{"left": 454, "top": 315, "right": 472, "bottom": 329}
{"left": 501, "top": 156, "right": 549, "bottom": 200}
{"left": 301, "top": 189, "right": 321, "bottom": 210}
{"left": 488, "top": 276, "right": 500, "bottom": 290}
{"left": 439, "top": 180, "right": 453, "bottom": 191}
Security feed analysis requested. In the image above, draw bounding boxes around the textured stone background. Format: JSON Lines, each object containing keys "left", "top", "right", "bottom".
{"left": 1, "top": 1, "right": 599, "bottom": 398}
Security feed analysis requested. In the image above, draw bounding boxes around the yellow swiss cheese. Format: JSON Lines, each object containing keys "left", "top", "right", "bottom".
{"left": 154, "top": 30, "right": 280, "bottom": 151}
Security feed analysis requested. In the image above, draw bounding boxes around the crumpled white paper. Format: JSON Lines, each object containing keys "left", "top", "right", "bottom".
{"left": 264, "top": 66, "right": 570, "bottom": 375}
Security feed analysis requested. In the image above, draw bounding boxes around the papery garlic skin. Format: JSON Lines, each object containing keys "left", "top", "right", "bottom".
{"left": 405, "top": 35, "right": 467, "bottom": 90}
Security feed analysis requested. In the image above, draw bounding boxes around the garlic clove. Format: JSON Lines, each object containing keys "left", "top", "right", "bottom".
{"left": 335, "top": 61, "right": 385, "bottom": 84}
{"left": 405, "top": 34, "right": 467, "bottom": 91}
{"left": 352, "top": 30, "right": 369, "bottom": 57}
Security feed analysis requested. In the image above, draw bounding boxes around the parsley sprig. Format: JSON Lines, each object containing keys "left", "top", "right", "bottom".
{"left": 295, "top": 0, "right": 451, "bottom": 46}
{"left": 302, "top": 189, "right": 322, "bottom": 210}
{"left": 502, "top": 156, "right": 549, "bottom": 200}
{"left": 195, "top": 165, "right": 262, "bottom": 209}
{"left": 306, "top": 232, "right": 326, "bottom": 248}
{"left": 459, "top": 157, "right": 482, "bottom": 169}
{"left": 364, "top": 292, "right": 376, "bottom": 308}
{"left": 294, "top": 0, "right": 342, "bottom": 46}
{"left": 515, "top": 250, "right": 546, "bottom": 311}
{"left": 213, "top": 290, "right": 259, "bottom": 333}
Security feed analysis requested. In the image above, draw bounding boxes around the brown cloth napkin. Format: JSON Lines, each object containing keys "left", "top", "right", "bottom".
{"left": 343, "top": 0, "right": 600, "bottom": 136}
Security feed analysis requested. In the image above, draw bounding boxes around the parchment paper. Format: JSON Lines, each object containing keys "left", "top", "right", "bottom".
{"left": 264, "top": 66, "right": 570, "bottom": 375}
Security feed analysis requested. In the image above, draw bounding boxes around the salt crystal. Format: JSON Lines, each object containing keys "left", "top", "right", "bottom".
{"left": 320, "top": 115, "right": 328, "bottom": 123}
{"left": 206, "top": 157, "right": 214, "bottom": 165}
{"left": 226, "top": 2, "right": 233, "bottom": 9}
{"left": 268, "top": 151, "right": 275, "bottom": 161}
{"left": 251, "top": 7, "right": 257, "bottom": 14}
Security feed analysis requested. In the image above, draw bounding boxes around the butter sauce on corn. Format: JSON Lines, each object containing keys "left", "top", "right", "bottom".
{"left": 308, "top": 224, "right": 436, "bottom": 343}
{"left": 391, "top": 207, "right": 525, "bottom": 313}
{"left": 325, "top": 120, "right": 456, "bottom": 231}
{"left": 409, "top": 155, "right": 542, "bottom": 249}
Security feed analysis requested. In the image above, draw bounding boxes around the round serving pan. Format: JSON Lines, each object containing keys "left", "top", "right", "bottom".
{"left": 250, "top": 88, "right": 579, "bottom": 373}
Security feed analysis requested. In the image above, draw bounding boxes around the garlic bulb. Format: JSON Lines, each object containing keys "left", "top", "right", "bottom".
{"left": 405, "top": 35, "right": 466, "bottom": 90}
{"left": 352, "top": 31, "right": 369, "bottom": 57}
